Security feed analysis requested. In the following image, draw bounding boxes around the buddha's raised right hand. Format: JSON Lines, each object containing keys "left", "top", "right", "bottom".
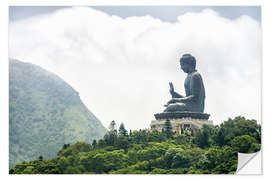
{"left": 169, "top": 82, "right": 174, "bottom": 94}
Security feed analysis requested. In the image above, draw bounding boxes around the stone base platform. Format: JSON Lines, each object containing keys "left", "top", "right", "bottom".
{"left": 150, "top": 112, "right": 213, "bottom": 133}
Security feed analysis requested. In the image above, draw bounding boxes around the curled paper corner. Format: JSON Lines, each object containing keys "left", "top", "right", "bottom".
{"left": 236, "top": 151, "right": 261, "bottom": 174}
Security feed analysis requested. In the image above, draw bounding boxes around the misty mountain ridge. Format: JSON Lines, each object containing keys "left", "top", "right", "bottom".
{"left": 9, "top": 59, "right": 107, "bottom": 168}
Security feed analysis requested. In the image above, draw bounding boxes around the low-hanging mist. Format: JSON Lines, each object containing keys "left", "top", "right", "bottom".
{"left": 9, "top": 7, "right": 261, "bottom": 130}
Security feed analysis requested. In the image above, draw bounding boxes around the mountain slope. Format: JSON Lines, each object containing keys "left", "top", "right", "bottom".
{"left": 9, "top": 59, "right": 107, "bottom": 168}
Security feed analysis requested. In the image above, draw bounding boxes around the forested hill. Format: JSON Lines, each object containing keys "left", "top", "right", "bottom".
{"left": 9, "top": 59, "right": 107, "bottom": 168}
{"left": 10, "top": 116, "right": 261, "bottom": 174}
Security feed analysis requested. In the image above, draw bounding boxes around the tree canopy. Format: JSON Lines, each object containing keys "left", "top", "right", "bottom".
{"left": 10, "top": 116, "right": 261, "bottom": 174}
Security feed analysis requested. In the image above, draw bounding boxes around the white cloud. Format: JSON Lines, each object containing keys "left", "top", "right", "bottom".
{"left": 9, "top": 7, "right": 261, "bottom": 130}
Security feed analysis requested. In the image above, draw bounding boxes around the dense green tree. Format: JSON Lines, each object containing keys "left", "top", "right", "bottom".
{"left": 175, "top": 133, "right": 193, "bottom": 145}
{"left": 196, "top": 145, "right": 237, "bottom": 173}
{"left": 231, "top": 135, "right": 260, "bottom": 153}
{"left": 97, "top": 139, "right": 106, "bottom": 148}
{"left": 214, "top": 126, "right": 226, "bottom": 146}
{"left": 10, "top": 116, "right": 261, "bottom": 174}
{"left": 150, "top": 168, "right": 169, "bottom": 174}
{"left": 63, "top": 166, "right": 81, "bottom": 174}
{"left": 194, "top": 125, "right": 211, "bottom": 148}
{"left": 104, "top": 130, "right": 117, "bottom": 146}
{"left": 213, "top": 116, "right": 261, "bottom": 146}
{"left": 109, "top": 120, "right": 116, "bottom": 131}
{"left": 62, "top": 144, "right": 70, "bottom": 150}
{"left": 38, "top": 156, "right": 43, "bottom": 161}
{"left": 130, "top": 130, "right": 147, "bottom": 144}
{"left": 116, "top": 136, "right": 129, "bottom": 153}
{"left": 103, "top": 120, "right": 118, "bottom": 146}
{"left": 119, "top": 123, "right": 128, "bottom": 136}
{"left": 92, "top": 139, "right": 97, "bottom": 148}
{"left": 147, "top": 130, "right": 165, "bottom": 142}
{"left": 164, "top": 119, "right": 173, "bottom": 138}
{"left": 137, "top": 145, "right": 165, "bottom": 162}
{"left": 57, "top": 142, "right": 92, "bottom": 157}
{"left": 164, "top": 148, "right": 182, "bottom": 168}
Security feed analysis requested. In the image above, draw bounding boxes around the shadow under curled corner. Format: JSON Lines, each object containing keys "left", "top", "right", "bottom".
{"left": 236, "top": 151, "right": 262, "bottom": 174}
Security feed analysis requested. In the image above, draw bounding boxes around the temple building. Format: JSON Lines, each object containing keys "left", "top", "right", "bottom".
{"left": 150, "top": 112, "right": 213, "bottom": 133}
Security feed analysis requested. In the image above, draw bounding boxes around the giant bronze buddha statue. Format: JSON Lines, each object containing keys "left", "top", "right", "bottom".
{"left": 164, "top": 54, "right": 205, "bottom": 113}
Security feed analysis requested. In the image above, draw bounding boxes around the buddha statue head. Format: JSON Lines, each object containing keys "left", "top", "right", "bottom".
{"left": 179, "top": 54, "right": 196, "bottom": 74}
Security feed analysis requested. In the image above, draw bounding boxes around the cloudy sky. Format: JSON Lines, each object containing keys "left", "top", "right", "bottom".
{"left": 9, "top": 6, "right": 261, "bottom": 130}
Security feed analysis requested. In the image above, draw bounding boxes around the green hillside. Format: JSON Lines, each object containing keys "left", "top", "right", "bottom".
{"left": 10, "top": 116, "right": 261, "bottom": 174}
{"left": 9, "top": 59, "right": 107, "bottom": 168}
